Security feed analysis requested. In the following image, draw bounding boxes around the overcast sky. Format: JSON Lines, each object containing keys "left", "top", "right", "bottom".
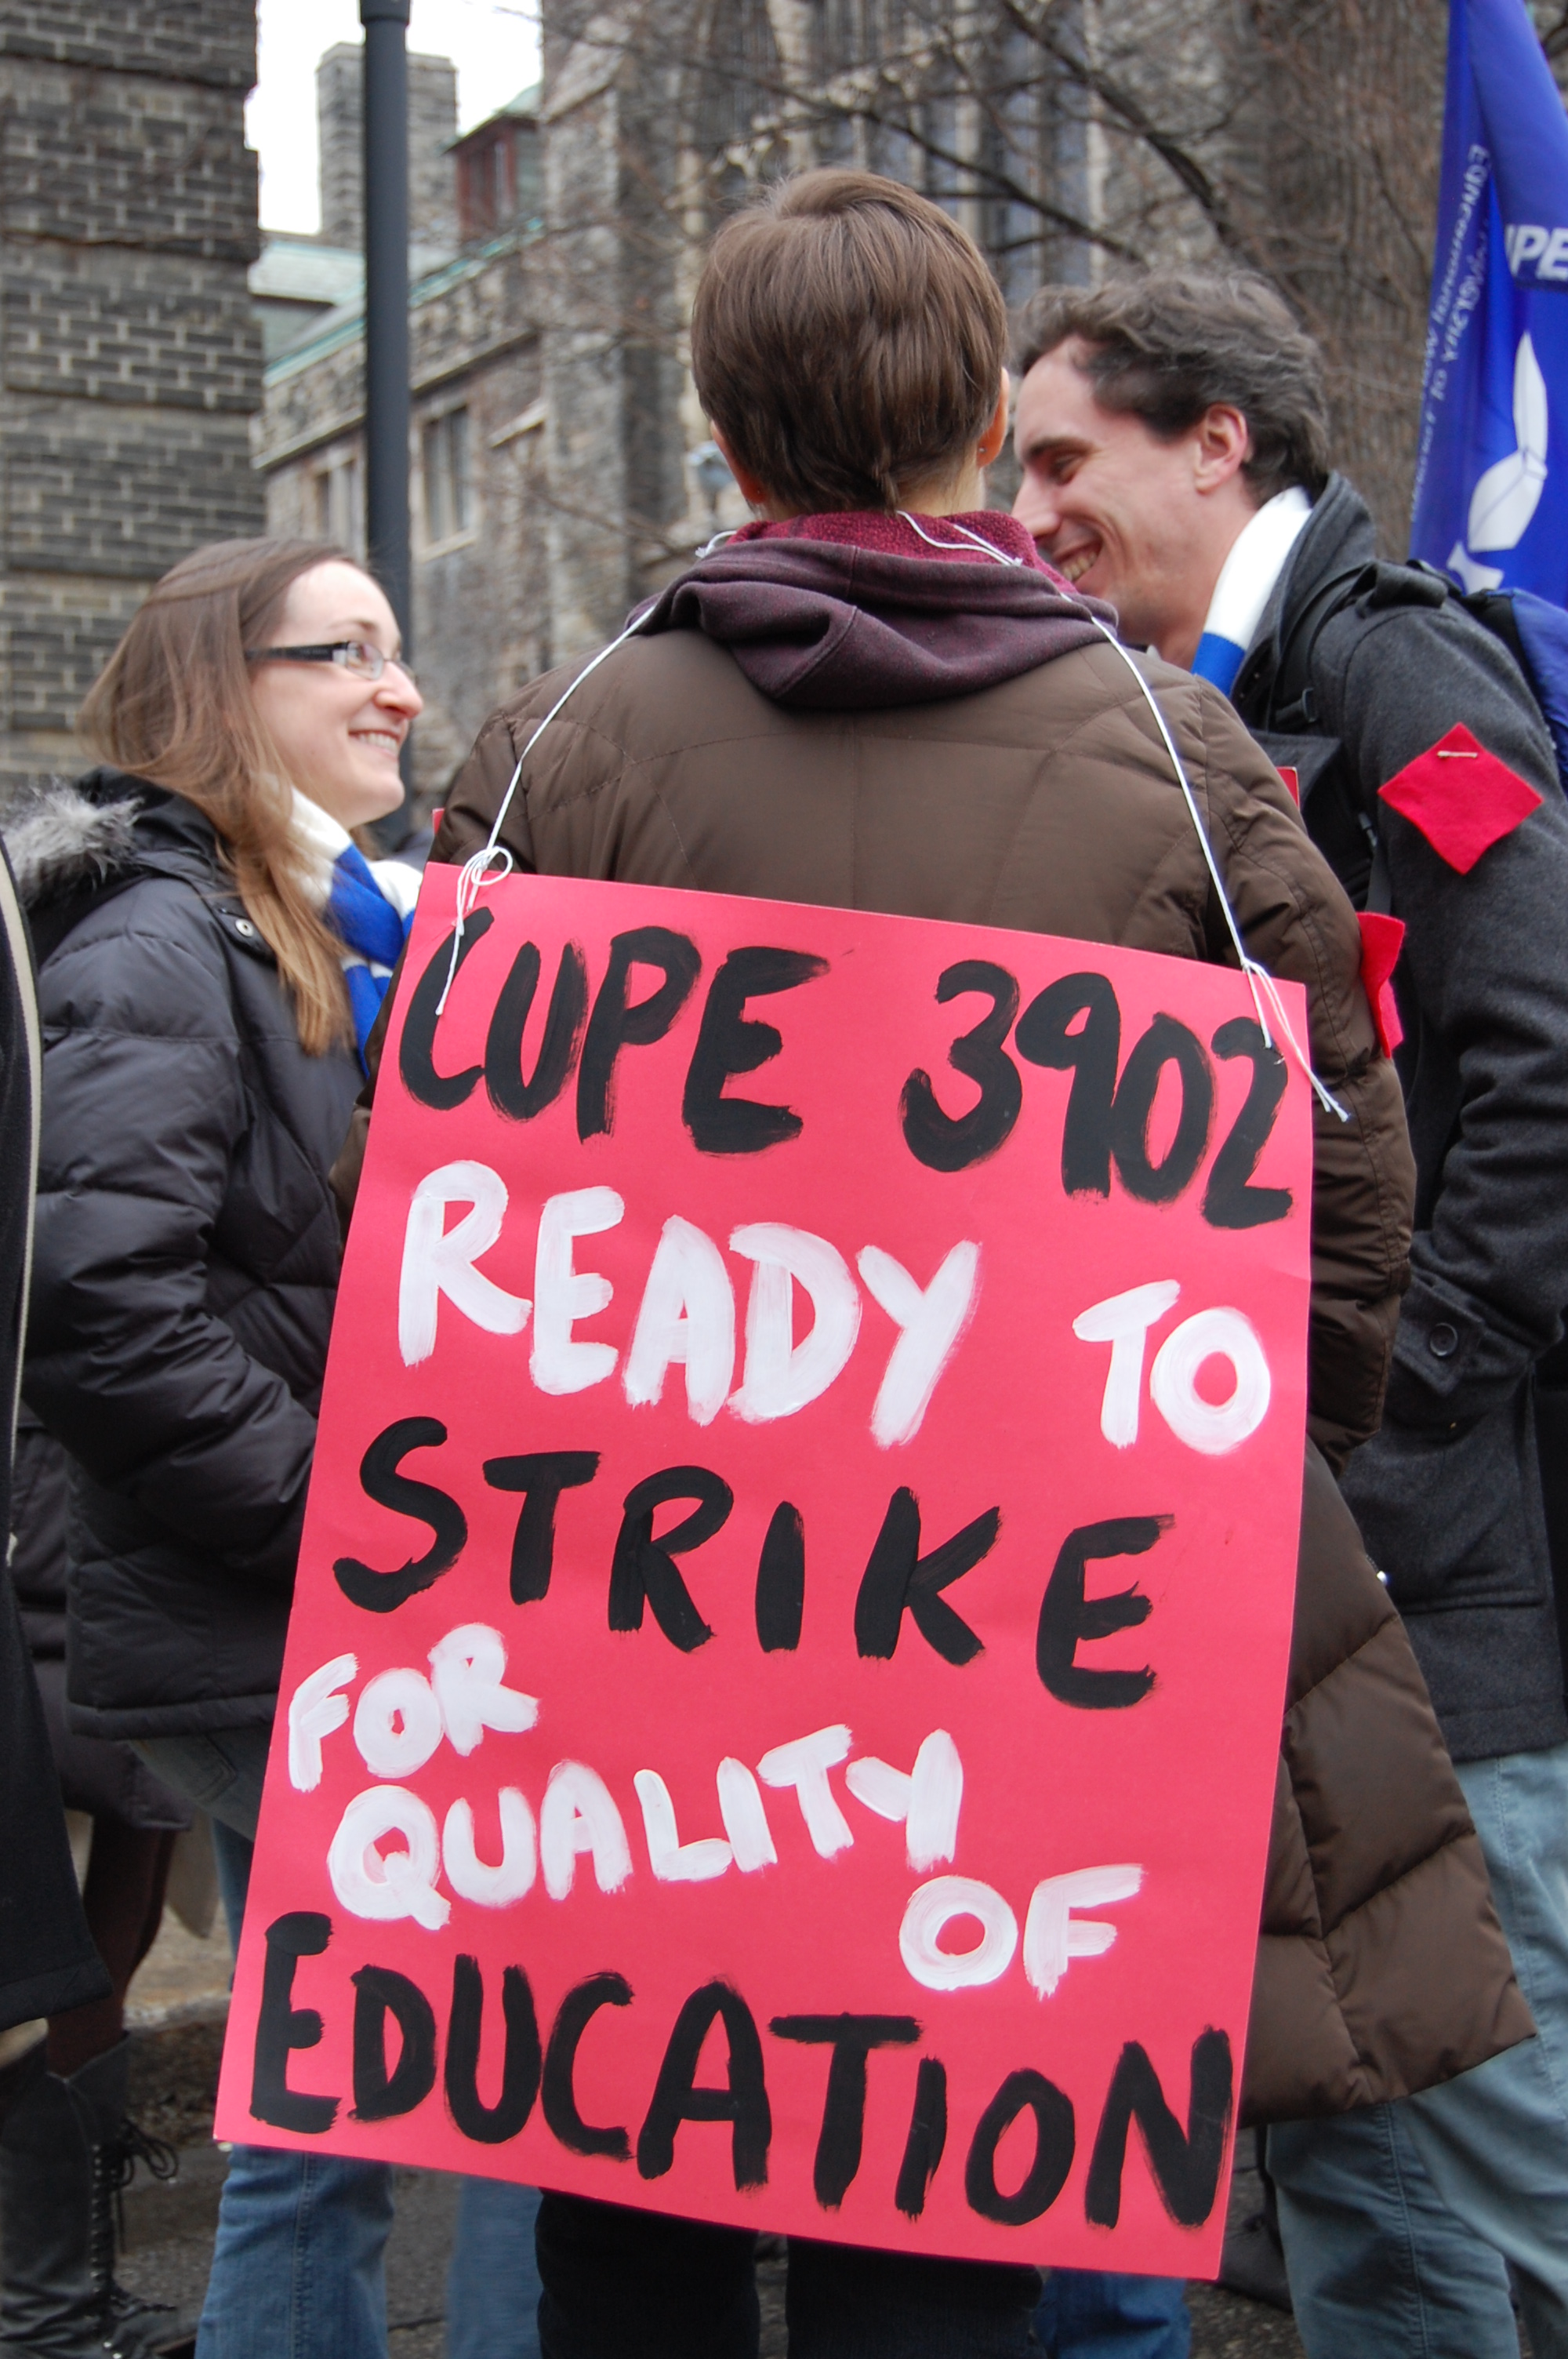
{"left": 246, "top": 0, "right": 540, "bottom": 233}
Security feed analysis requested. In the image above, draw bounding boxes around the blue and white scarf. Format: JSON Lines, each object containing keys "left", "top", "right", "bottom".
{"left": 292, "top": 791, "right": 421, "bottom": 1069}
{"left": 1190, "top": 485, "right": 1314, "bottom": 698}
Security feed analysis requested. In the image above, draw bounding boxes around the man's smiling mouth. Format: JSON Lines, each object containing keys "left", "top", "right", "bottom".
{"left": 1054, "top": 542, "right": 1100, "bottom": 585}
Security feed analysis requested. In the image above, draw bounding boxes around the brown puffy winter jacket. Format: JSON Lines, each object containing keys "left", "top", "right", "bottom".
{"left": 347, "top": 545, "right": 1529, "bottom": 2121}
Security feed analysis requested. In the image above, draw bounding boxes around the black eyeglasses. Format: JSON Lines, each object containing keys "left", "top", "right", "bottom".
{"left": 244, "top": 640, "right": 418, "bottom": 688}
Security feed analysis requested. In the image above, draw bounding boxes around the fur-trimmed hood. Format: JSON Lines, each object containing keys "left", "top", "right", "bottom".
{"left": 2, "top": 776, "right": 143, "bottom": 912}
{"left": 2, "top": 773, "right": 228, "bottom": 970}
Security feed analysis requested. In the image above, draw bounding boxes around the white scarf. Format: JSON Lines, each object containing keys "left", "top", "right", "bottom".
{"left": 1191, "top": 486, "right": 1313, "bottom": 697}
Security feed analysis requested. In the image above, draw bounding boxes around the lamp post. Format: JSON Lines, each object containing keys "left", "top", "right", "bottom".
{"left": 361, "top": 0, "right": 413, "bottom": 838}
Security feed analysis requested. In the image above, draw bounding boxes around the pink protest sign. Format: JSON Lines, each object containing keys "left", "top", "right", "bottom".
{"left": 216, "top": 863, "right": 1313, "bottom": 2277}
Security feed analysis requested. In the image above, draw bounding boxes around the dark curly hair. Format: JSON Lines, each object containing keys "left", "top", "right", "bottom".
{"left": 1015, "top": 270, "right": 1330, "bottom": 503}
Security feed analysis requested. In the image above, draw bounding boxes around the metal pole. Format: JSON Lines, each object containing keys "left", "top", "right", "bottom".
{"left": 360, "top": 0, "right": 414, "bottom": 838}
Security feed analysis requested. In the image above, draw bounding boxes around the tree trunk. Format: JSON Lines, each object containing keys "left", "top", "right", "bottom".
{"left": 1231, "top": 0, "right": 1446, "bottom": 553}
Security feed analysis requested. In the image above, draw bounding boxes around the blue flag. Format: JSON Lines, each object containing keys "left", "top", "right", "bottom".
{"left": 1410, "top": 0, "right": 1568, "bottom": 602}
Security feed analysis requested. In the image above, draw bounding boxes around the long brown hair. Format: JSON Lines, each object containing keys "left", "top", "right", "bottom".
{"left": 78, "top": 537, "right": 365, "bottom": 1056}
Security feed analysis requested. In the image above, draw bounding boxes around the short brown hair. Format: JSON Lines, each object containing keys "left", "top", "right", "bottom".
{"left": 691, "top": 170, "right": 1009, "bottom": 513}
{"left": 1015, "top": 270, "right": 1330, "bottom": 503}
{"left": 79, "top": 538, "right": 361, "bottom": 1056}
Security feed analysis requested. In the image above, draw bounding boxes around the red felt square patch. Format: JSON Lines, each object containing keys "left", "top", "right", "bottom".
{"left": 1377, "top": 723, "right": 1543, "bottom": 873}
{"left": 1357, "top": 911, "right": 1405, "bottom": 1056}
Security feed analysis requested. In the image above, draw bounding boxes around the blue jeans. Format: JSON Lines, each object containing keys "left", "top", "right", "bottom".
{"left": 1269, "top": 1739, "right": 1568, "bottom": 2359}
{"left": 140, "top": 1725, "right": 550, "bottom": 2358}
{"left": 447, "top": 2179, "right": 543, "bottom": 2359}
{"left": 1033, "top": 2271, "right": 1190, "bottom": 2356}
{"left": 136, "top": 1725, "right": 398, "bottom": 2359}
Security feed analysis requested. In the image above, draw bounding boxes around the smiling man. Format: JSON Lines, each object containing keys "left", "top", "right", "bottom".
{"left": 1014, "top": 268, "right": 1568, "bottom": 2359}
{"left": 1012, "top": 278, "right": 1319, "bottom": 685}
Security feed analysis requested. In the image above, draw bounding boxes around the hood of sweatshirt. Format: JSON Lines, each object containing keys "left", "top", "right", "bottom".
{"left": 635, "top": 510, "right": 1115, "bottom": 710}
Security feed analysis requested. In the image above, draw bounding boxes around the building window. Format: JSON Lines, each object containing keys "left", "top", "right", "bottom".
{"left": 423, "top": 408, "right": 471, "bottom": 545}
{"left": 459, "top": 133, "right": 514, "bottom": 243}
{"left": 312, "top": 455, "right": 361, "bottom": 554}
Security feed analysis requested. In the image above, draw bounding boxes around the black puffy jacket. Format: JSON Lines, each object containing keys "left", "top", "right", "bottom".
{"left": 10, "top": 771, "right": 362, "bottom": 1737}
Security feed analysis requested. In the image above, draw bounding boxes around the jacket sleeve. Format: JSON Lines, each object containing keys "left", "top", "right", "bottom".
{"left": 1160, "top": 671, "right": 1416, "bottom": 1471}
{"left": 1324, "top": 598, "right": 1568, "bottom": 1430}
{"left": 27, "top": 889, "right": 316, "bottom": 1588}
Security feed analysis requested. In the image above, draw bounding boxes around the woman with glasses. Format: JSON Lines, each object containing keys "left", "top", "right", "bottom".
{"left": 6, "top": 538, "right": 421, "bottom": 2358}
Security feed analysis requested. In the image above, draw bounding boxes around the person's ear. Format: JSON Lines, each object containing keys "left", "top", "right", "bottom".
{"left": 710, "top": 426, "right": 772, "bottom": 511}
{"left": 977, "top": 374, "right": 1011, "bottom": 470}
{"left": 1192, "top": 403, "right": 1252, "bottom": 496}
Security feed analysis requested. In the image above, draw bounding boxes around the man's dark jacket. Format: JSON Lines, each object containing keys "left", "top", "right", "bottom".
{"left": 1234, "top": 474, "right": 1568, "bottom": 1762}
{"left": 0, "top": 844, "right": 107, "bottom": 2030}
{"left": 9, "top": 774, "right": 362, "bottom": 1737}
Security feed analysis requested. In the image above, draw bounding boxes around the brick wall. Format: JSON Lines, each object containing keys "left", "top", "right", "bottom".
{"left": 0, "top": 2, "right": 254, "bottom": 87}
{"left": 3, "top": 405, "right": 262, "bottom": 578}
{"left": 540, "top": 63, "right": 636, "bottom": 659}
{"left": 2, "top": 250, "right": 256, "bottom": 409}
{"left": 0, "top": 2, "right": 263, "bottom": 801}
{"left": 2, "top": 58, "right": 260, "bottom": 260}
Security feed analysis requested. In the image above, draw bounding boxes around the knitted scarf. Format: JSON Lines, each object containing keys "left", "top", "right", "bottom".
{"left": 1191, "top": 487, "right": 1314, "bottom": 696}
{"left": 291, "top": 792, "right": 420, "bottom": 1068}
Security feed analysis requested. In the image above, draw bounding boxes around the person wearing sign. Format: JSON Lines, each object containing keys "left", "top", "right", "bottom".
{"left": 342, "top": 173, "right": 1530, "bottom": 2355}
{"left": 11, "top": 540, "right": 426, "bottom": 2359}
{"left": 1011, "top": 267, "right": 1568, "bottom": 2359}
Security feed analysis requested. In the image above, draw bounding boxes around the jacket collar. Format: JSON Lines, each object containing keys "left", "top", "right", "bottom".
{"left": 1232, "top": 475, "right": 1377, "bottom": 715}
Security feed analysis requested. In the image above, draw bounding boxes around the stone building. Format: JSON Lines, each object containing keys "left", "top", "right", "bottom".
{"left": 0, "top": 0, "right": 264, "bottom": 801}
{"left": 256, "top": 11, "right": 1105, "bottom": 803}
{"left": 249, "top": 53, "right": 461, "bottom": 374}
{"left": 532, "top": 0, "right": 1111, "bottom": 667}
{"left": 254, "top": 5, "right": 1248, "bottom": 804}
{"left": 255, "top": 76, "right": 548, "bottom": 796}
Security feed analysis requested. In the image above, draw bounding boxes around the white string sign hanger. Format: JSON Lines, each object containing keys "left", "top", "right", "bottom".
{"left": 431, "top": 529, "right": 1348, "bottom": 1121}
{"left": 434, "top": 612, "right": 652, "bottom": 1015}
{"left": 892, "top": 509, "right": 1345, "bottom": 1119}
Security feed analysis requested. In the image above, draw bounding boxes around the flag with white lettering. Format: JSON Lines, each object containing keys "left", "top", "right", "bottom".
{"left": 1410, "top": 0, "right": 1568, "bottom": 600}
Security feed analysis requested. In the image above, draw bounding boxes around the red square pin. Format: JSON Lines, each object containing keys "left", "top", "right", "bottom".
{"left": 1378, "top": 723, "right": 1542, "bottom": 874}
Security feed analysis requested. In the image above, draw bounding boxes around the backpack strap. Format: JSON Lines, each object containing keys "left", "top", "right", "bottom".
{"left": 1237, "top": 562, "right": 1448, "bottom": 915}
{"left": 1459, "top": 585, "right": 1530, "bottom": 677}
{"left": 1258, "top": 560, "right": 1450, "bottom": 732}
{"left": 1259, "top": 562, "right": 1374, "bottom": 730}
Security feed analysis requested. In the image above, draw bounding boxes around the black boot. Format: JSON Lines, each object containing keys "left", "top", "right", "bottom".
{"left": 0, "top": 2051, "right": 102, "bottom": 2355}
{"left": 0, "top": 2037, "right": 194, "bottom": 2359}
{"left": 70, "top": 2041, "right": 193, "bottom": 2359}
